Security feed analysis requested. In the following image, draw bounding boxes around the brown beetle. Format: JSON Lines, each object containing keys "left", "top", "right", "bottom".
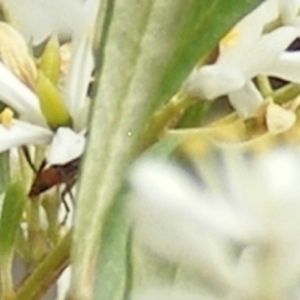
{"left": 28, "top": 158, "right": 80, "bottom": 198}
{"left": 27, "top": 155, "right": 81, "bottom": 217}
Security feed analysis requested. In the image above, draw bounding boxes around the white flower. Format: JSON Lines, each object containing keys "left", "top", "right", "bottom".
{"left": 4, "top": 0, "right": 99, "bottom": 45}
{"left": 0, "top": 29, "right": 93, "bottom": 163}
{"left": 129, "top": 148, "right": 300, "bottom": 299}
{"left": 259, "top": 1, "right": 300, "bottom": 85}
{"left": 182, "top": 1, "right": 297, "bottom": 118}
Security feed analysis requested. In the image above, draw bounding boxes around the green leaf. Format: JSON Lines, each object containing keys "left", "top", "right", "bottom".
{"left": 0, "top": 182, "right": 25, "bottom": 298}
{"left": 93, "top": 195, "right": 129, "bottom": 299}
{"left": 0, "top": 181, "right": 25, "bottom": 262}
{"left": 70, "top": 0, "right": 263, "bottom": 299}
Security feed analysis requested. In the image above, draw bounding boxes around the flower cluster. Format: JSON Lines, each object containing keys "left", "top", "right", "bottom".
{"left": 0, "top": 0, "right": 95, "bottom": 166}
{"left": 183, "top": 0, "right": 300, "bottom": 119}
{"left": 130, "top": 147, "right": 300, "bottom": 299}
{"left": 0, "top": 2, "right": 98, "bottom": 299}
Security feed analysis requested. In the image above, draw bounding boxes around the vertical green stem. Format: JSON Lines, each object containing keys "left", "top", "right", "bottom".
{"left": 256, "top": 75, "right": 273, "bottom": 97}
{"left": 1, "top": 260, "right": 15, "bottom": 300}
{"left": 26, "top": 198, "right": 47, "bottom": 262}
{"left": 42, "top": 194, "right": 61, "bottom": 245}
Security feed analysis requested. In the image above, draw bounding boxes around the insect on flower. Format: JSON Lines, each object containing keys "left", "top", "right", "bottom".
{"left": 28, "top": 157, "right": 80, "bottom": 198}
{"left": 24, "top": 145, "right": 81, "bottom": 214}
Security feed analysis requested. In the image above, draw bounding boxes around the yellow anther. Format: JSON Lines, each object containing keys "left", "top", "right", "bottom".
{"left": 0, "top": 107, "right": 14, "bottom": 128}
{"left": 220, "top": 27, "right": 239, "bottom": 49}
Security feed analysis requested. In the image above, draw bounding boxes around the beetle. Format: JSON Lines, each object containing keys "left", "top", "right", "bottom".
{"left": 28, "top": 158, "right": 80, "bottom": 198}
{"left": 23, "top": 144, "right": 81, "bottom": 216}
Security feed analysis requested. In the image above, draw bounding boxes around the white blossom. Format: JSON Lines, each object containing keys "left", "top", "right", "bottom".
{"left": 183, "top": 1, "right": 299, "bottom": 118}
{"left": 130, "top": 148, "right": 300, "bottom": 299}
{"left": 4, "top": 0, "right": 99, "bottom": 45}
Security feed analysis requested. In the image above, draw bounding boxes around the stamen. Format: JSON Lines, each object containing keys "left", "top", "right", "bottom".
{"left": 0, "top": 107, "right": 14, "bottom": 128}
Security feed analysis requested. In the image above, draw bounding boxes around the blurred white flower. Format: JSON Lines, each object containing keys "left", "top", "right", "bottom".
{"left": 182, "top": 1, "right": 298, "bottom": 118}
{"left": 130, "top": 148, "right": 300, "bottom": 299}
{"left": 4, "top": 0, "right": 99, "bottom": 45}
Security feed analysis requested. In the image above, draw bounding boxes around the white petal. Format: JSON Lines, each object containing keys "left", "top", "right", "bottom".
{"left": 255, "top": 149, "right": 300, "bottom": 203}
{"left": 183, "top": 65, "right": 245, "bottom": 99}
{"left": 278, "top": 0, "right": 300, "bottom": 24}
{"left": 64, "top": 32, "right": 94, "bottom": 126}
{"left": 242, "top": 26, "right": 297, "bottom": 79}
{"left": 262, "top": 0, "right": 280, "bottom": 22}
{"left": 233, "top": 246, "right": 262, "bottom": 297}
{"left": 73, "top": 101, "right": 89, "bottom": 132}
{"left": 219, "top": 1, "right": 267, "bottom": 61}
{"left": 183, "top": 25, "right": 296, "bottom": 102}
{"left": 0, "top": 62, "right": 46, "bottom": 126}
{"left": 265, "top": 51, "right": 300, "bottom": 83}
{"left": 130, "top": 159, "right": 256, "bottom": 244}
{"left": 6, "top": 0, "right": 98, "bottom": 45}
{"left": 0, "top": 120, "right": 52, "bottom": 153}
{"left": 46, "top": 127, "right": 85, "bottom": 165}
{"left": 228, "top": 81, "right": 264, "bottom": 118}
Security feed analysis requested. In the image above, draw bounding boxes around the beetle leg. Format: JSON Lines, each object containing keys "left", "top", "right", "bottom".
{"left": 60, "top": 177, "right": 76, "bottom": 224}
{"left": 22, "top": 146, "right": 38, "bottom": 173}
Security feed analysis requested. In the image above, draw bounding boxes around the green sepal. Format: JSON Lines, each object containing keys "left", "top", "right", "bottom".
{"left": 35, "top": 71, "right": 72, "bottom": 130}
{"left": 39, "top": 36, "right": 61, "bottom": 85}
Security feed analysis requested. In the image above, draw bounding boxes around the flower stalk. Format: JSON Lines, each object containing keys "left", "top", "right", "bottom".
{"left": 15, "top": 230, "right": 71, "bottom": 300}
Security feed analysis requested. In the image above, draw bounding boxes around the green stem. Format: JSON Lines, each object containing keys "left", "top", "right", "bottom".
{"left": 15, "top": 231, "right": 71, "bottom": 300}
{"left": 26, "top": 198, "right": 48, "bottom": 262}
{"left": 256, "top": 75, "right": 272, "bottom": 97}
{"left": 271, "top": 83, "right": 300, "bottom": 104}
{"left": 1, "top": 259, "right": 15, "bottom": 300}
{"left": 139, "top": 91, "right": 196, "bottom": 151}
{"left": 15, "top": 229, "right": 31, "bottom": 263}
{"left": 42, "top": 194, "right": 61, "bottom": 246}
{"left": 24, "top": 147, "right": 49, "bottom": 262}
